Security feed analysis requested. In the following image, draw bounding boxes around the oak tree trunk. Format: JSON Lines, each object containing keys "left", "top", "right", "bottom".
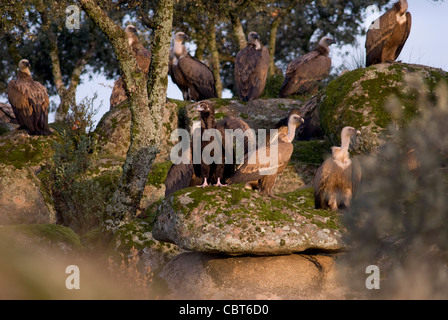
{"left": 39, "top": 4, "right": 96, "bottom": 122}
{"left": 229, "top": 13, "right": 246, "bottom": 51}
{"left": 208, "top": 22, "right": 222, "bottom": 98}
{"left": 268, "top": 18, "right": 280, "bottom": 76}
{"left": 79, "top": 0, "right": 173, "bottom": 237}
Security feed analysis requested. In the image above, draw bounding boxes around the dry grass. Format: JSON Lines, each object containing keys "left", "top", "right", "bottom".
{"left": 108, "top": 247, "right": 154, "bottom": 299}
{"left": 0, "top": 231, "right": 157, "bottom": 300}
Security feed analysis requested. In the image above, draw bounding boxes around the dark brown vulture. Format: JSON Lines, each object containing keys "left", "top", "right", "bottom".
{"left": 110, "top": 25, "right": 152, "bottom": 109}
{"left": 169, "top": 46, "right": 190, "bottom": 101}
{"left": 164, "top": 125, "right": 202, "bottom": 197}
{"left": 234, "top": 32, "right": 270, "bottom": 102}
{"left": 227, "top": 112, "right": 304, "bottom": 197}
{"left": 110, "top": 77, "right": 127, "bottom": 109}
{"left": 366, "top": 0, "right": 411, "bottom": 67}
{"left": 279, "top": 36, "right": 336, "bottom": 98}
{"left": 7, "top": 59, "right": 51, "bottom": 136}
{"left": 0, "top": 103, "right": 18, "bottom": 124}
{"left": 164, "top": 101, "right": 254, "bottom": 196}
{"left": 194, "top": 101, "right": 226, "bottom": 187}
{"left": 313, "top": 126, "right": 362, "bottom": 211}
{"left": 171, "top": 32, "right": 218, "bottom": 101}
{"left": 164, "top": 161, "right": 196, "bottom": 197}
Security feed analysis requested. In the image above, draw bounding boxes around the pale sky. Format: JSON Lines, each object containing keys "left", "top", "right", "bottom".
{"left": 48, "top": 0, "right": 448, "bottom": 125}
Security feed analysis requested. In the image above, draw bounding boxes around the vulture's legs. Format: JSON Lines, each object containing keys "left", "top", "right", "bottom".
{"left": 198, "top": 178, "right": 209, "bottom": 188}
{"left": 214, "top": 178, "right": 227, "bottom": 187}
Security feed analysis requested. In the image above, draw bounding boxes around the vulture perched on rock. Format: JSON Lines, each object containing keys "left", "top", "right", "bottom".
{"left": 164, "top": 159, "right": 197, "bottom": 197}
{"left": 194, "top": 101, "right": 227, "bottom": 188}
{"left": 7, "top": 59, "right": 51, "bottom": 136}
{"left": 194, "top": 101, "right": 256, "bottom": 188}
{"left": 234, "top": 32, "right": 270, "bottom": 102}
{"left": 227, "top": 112, "right": 304, "bottom": 197}
{"left": 169, "top": 47, "right": 190, "bottom": 101}
{"left": 110, "top": 25, "right": 152, "bottom": 109}
{"left": 366, "top": 0, "right": 411, "bottom": 67}
{"left": 0, "top": 103, "right": 18, "bottom": 124}
{"left": 164, "top": 101, "right": 254, "bottom": 196}
{"left": 170, "top": 32, "right": 218, "bottom": 101}
{"left": 313, "top": 126, "right": 362, "bottom": 211}
{"left": 279, "top": 36, "right": 336, "bottom": 98}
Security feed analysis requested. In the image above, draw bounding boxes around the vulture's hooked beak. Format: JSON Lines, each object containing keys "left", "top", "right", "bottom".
{"left": 25, "top": 61, "right": 30, "bottom": 67}
{"left": 356, "top": 130, "right": 361, "bottom": 135}
{"left": 194, "top": 104, "right": 205, "bottom": 112}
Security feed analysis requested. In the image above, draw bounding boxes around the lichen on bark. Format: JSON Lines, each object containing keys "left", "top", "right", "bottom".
{"left": 79, "top": 0, "right": 174, "bottom": 237}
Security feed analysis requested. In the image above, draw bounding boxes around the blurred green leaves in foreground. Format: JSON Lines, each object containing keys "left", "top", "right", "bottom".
{"left": 341, "top": 76, "right": 448, "bottom": 299}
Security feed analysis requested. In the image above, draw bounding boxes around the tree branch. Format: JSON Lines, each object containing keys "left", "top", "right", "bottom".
{"left": 208, "top": 20, "right": 222, "bottom": 97}
{"left": 139, "top": 0, "right": 155, "bottom": 30}
{"left": 38, "top": 2, "right": 66, "bottom": 98}
{"left": 229, "top": 12, "right": 246, "bottom": 51}
{"left": 68, "top": 28, "right": 97, "bottom": 92}
{"left": 79, "top": 0, "right": 138, "bottom": 85}
{"left": 80, "top": 0, "right": 173, "bottom": 237}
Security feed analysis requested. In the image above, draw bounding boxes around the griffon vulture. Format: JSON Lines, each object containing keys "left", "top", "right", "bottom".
{"left": 169, "top": 47, "right": 190, "bottom": 101}
{"left": 279, "top": 36, "right": 336, "bottom": 98}
{"left": 234, "top": 32, "right": 270, "bottom": 102}
{"left": 313, "top": 126, "right": 362, "bottom": 211}
{"left": 164, "top": 101, "right": 254, "bottom": 195}
{"left": 7, "top": 59, "right": 51, "bottom": 136}
{"left": 227, "top": 112, "right": 304, "bottom": 197}
{"left": 243, "top": 109, "right": 303, "bottom": 191}
{"left": 366, "top": 0, "right": 412, "bottom": 67}
{"left": 171, "top": 32, "right": 218, "bottom": 101}
{"left": 110, "top": 25, "right": 152, "bottom": 109}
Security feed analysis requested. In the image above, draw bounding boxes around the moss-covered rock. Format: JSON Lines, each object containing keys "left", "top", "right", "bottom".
{"left": 140, "top": 161, "right": 172, "bottom": 211}
{"left": 0, "top": 224, "right": 82, "bottom": 252}
{"left": 160, "top": 252, "right": 343, "bottom": 299}
{"left": 319, "top": 63, "right": 448, "bottom": 153}
{"left": 0, "top": 164, "right": 56, "bottom": 225}
{"left": 0, "top": 122, "right": 16, "bottom": 136}
{"left": 0, "top": 130, "right": 58, "bottom": 169}
{"left": 184, "top": 98, "right": 304, "bottom": 132}
{"left": 112, "top": 213, "right": 183, "bottom": 272}
{"left": 94, "top": 100, "right": 179, "bottom": 163}
{"left": 0, "top": 103, "right": 18, "bottom": 136}
{"left": 270, "top": 139, "right": 332, "bottom": 194}
{"left": 152, "top": 185, "right": 344, "bottom": 256}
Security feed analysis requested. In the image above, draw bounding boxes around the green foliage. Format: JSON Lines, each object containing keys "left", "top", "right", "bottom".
{"left": 44, "top": 97, "right": 118, "bottom": 234}
{"left": 319, "top": 64, "right": 448, "bottom": 153}
{"left": 65, "top": 94, "right": 100, "bottom": 134}
{"left": 146, "top": 161, "right": 172, "bottom": 189}
{"left": 0, "top": 134, "right": 56, "bottom": 169}
{"left": 291, "top": 140, "right": 332, "bottom": 166}
{"left": 0, "top": 0, "right": 122, "bottom": 96}
{"left": 0, "top": 124, "right": 10, "bottom": 136}
{"left": 171, "top": 0, "right": 391, "bottom": 94}
{"left": 260, "top": 74, "right": 285, "bottom": 99}
{"left": 168, "top": 185, "right": 341, "bottom": 230}
{"left": 341, "top": 81, "right": 448, "bottom": 299}
{"left": 1, "top": 224, "right": 83, "bottom": 250}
